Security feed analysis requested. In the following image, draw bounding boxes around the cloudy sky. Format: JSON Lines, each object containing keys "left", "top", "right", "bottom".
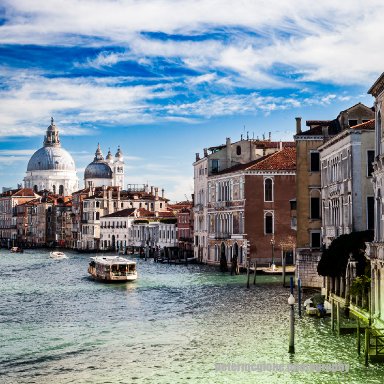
{"left": 0, "top": 0, "right": 382, "bottom": 201}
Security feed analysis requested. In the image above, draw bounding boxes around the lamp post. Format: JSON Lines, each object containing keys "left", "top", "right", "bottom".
{"left": 288, "top": 293, "right": 295, "bottom": 353}
{"left": 270, "top": 236, "right": 275, "bottom": 270}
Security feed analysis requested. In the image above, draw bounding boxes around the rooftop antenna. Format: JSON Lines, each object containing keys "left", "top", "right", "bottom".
{"left": 262, "top": 133, "right": 265, "bottom": 140}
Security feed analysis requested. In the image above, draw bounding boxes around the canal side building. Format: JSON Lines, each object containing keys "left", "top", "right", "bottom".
{"left": 318, "top": 119, "right": 375, "bottom": 248}
{"left": 295, "top": 103, "right": 374, "bottom": 288}
{"left": 193, "top": 135, "right": 295, "bottom": 264}
{"left": 207, "top": 146, "right": 296, "bottom": 267}
{"left": 366, "top": 72, "right": 384, "bottom": 326}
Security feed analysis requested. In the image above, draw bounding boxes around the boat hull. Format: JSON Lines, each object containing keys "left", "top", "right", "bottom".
{"left": 88, "top": 266, "right": 137, "bottom": 282}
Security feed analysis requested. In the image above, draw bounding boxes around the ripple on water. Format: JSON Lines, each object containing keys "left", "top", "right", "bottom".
{"left": 1, "top": 250, "right": 384, "bottom": 383}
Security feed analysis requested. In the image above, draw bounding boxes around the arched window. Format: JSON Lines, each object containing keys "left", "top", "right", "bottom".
{"left": 264, "top": 178, "right": 273, "bottom": 202}
{"left": 236, "top": 145, "right": 241, "bottom": 155}
{"left": 265, "top": 212, "right": 273, "bottom": 234}
{"left": 59, "top": 185, "right": 64, "bottom": 195}
{"left": 52, "top": 185, "right": 56, "bottom": 194}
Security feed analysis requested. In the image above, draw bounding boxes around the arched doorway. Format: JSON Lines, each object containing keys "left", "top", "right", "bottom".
{"left": 220, "top": 242, "right": 228, "bottom": 272}
{"left": 111, "top": 235, "right": 116, "bottom": 250}
{"left": 231, "top": 243, "right": 239, "bottom": 275}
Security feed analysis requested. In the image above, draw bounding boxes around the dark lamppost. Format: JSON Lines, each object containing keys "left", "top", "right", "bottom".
{"left": 270, "top": 236, "right": 275, "bottom": 269}
{"left": 288, "top": 293, "right": 295, "bottom": 353}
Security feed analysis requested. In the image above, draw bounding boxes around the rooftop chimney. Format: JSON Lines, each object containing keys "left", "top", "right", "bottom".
{"left": 155, "top": 187, "right": 159, "bottom": 200}
{"left": 203, "top": 148, "right": 208, "bottom": 157}
{"left": 295, "top": 117, "right": 302, "bottom": 134}
{"left": 269, "top": 132, "right": 271, "bottom": 141}
{"left": 322, "top": 125, "right": 329, "bottom": 138}
{"left": 226, "top": 137, "right": 232, "bottom": 168}
{"left": 151, "top": 186, "right": 154, "bottom": 195}
{"left": 195, "top": 153, "right": 200, "bottom": 162}
{"left": 161, "top": 188, "right": 164, "bottom": 199}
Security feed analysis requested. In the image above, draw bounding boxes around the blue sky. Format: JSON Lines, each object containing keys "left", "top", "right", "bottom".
{"left": 0, "top": 0, "right": 382, "bottom": 201}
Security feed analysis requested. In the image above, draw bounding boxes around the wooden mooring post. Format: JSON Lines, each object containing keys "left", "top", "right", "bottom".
{"left": 364, "top": 327, "right": 370, "bottom": 367}
{"left": 357, "top": 319, "right": 361, "bottom": 356}
{"left": 246, "top": 259, "right": 250, "bottom": 289}
{"left": 331, "top": 298, "right": 335, "bottom": 332}
{"left": 336, "top": 301, "right": 340, "bottom": 336}
{"left": 253, "top": 261, "right": 257, "bottom": 285}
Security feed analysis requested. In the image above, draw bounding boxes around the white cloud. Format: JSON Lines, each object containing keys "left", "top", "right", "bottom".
{"left": 1, "top": 0, "right": 383, "bottom": 86}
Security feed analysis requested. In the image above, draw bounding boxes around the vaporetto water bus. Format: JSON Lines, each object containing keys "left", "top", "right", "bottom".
{"left": 88, "top": 256, "right": 137, "bottom": 282}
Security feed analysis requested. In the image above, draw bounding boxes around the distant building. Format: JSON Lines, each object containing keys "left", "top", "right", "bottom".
{"left": 84, "top": 144, "right": 124, "bottom": 188}
{"left": 0, "top": 188, "right": 39, "bottom": 246}
{"left": 24, "top": 118, "right": 78, "bottom": 195}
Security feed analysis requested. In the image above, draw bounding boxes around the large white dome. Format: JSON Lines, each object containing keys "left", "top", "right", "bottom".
{"left": 27, "top": 146, "right": 76, "bottom": 172}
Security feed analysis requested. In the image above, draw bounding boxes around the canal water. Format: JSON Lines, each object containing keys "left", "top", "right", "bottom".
{"left": 1, "top": 250, "right": 384, "bottom": 384}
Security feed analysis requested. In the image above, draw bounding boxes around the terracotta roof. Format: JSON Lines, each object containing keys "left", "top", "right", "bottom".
{"left": 350, "top": 119, "right": 375, "bottom": 130}
{"left": 1, "top": 188, "right": 37, "bottom": 197}
{"left": 102, "top": 208, "right": 136, "bottom": 218}
{"left": 246, "top": 147, "right": 296, "bottom": 171}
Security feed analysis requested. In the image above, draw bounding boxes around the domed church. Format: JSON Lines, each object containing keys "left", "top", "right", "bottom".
{"left": 24, "top": 118, "right": 79, "bottom": 195}
{"left": 84, "top": 144, "right": 124, "bottom": 188}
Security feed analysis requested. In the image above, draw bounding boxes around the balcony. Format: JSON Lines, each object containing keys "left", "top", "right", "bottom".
{"left": 209, "top": 233, "right": 231, "bottom": 240}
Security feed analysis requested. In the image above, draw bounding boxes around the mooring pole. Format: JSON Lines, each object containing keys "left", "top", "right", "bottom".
{"left": 253, "top": 261, "right": 257, "bottom": 285}
{"left": 290, "top": 276, "right": 294, "bottom": 294}
{"left": 282, "top": 254, "right": 286, "bottom": 287}
{"left": 357, "top": 319, "right": 361, "bottom": 356}
{"left": 246, "top": 259, "right": 250, "bottom": 289}
{"left": 364, "top": 327, "right": 370, "bottom": 367}
{"left": 298, "top": 278, "right": 302, "bottom": 317}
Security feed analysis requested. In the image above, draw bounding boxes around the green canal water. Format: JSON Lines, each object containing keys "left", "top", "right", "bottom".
{"left": 1, "top": 250, "right": 384, "bottom": 384}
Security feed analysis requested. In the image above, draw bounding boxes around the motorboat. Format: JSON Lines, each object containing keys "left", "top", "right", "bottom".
{"left": 88, "top": 256, "right": 137, "bottom": 282}
{"left": 50, "top": 251, "right": 67, "bottom": 259}
{"left": 304, "top": 294, "right": 332, "bottom": 317}
{"left": 10, "top": 247, "right": 23, "bottom": 253}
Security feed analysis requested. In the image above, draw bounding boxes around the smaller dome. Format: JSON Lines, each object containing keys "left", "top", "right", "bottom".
{"left": 115, "top": 146, "right": 123, "bottom": 159}
{"left": 84, "top": 162, "right": 112, "bottom": 179}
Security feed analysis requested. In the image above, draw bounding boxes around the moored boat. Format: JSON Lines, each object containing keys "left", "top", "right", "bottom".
{"left": 88, "top": 256, "right": 137, "bottom": 282}
{"left": 50, "top": 251, "right": 67, "bottom": 259}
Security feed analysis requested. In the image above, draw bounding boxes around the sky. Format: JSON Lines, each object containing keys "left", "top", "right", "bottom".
{"left": 0, "top": 0, "right": 382, "bottom": 202}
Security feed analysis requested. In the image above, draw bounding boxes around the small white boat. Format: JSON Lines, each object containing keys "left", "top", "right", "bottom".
{"left": 50, "top": 251, "right": 67, "bottom": 259}
{"left": 10, "top": 246, "right": 23, "bottom": 253}
{"left": 88, "top": 256, "right": 137, "bottom": 282}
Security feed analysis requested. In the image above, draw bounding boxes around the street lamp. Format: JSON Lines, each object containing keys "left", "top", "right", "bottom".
{"left": 288, "top": 293, "right": 295, "bottom": 353}
{"left": 270, "top": 236, "right": 275, "bottom": 270}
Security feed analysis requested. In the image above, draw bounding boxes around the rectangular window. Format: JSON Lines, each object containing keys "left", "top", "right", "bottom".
{"left": 310, "top": 197, "right": 320, "bottom": 219}
{"left": 310, "top": 152, "right": 320, "bottom": 172}
{"left": 367, "top": 150, "right": 375, "bottom": 177}
{"left": 211, "top": 159, "right": 219, "bottom": 174}
{"left": 265, "top": 213, "right": 273, "bottom": 234}
{"left": 348, "top": 119, "right": 358, "bottom": 127}
{"left": 310, "top": 232, "right": 321, "bottom": 248}
{"left": 367, "top": 196, "right": 374, "bottom": 230}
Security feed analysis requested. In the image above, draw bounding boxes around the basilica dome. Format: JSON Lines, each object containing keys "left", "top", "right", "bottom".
{"left": 84, "top": 144, "right": 113, "bottom": 181}
{"left": 23, "top": 118, "right": 79, "bottom": 196}
{"left": 84, "top": 162, "right": 112, "bottom": 179}
{"left": 27, "top": 146, "right": 76, "bottom": 172}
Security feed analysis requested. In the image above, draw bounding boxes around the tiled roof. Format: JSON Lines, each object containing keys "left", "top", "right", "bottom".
{"left": 101, "top": 208, "right": 136, "bottom": 218}
{"left": 246, "top": 147, "right": 296, "bottom": 171}
{"left": 351, "top": 119, "right": 375, "bottom": 130}
{"left": 2, "top": 188, "right": 37, "bottom": 197}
